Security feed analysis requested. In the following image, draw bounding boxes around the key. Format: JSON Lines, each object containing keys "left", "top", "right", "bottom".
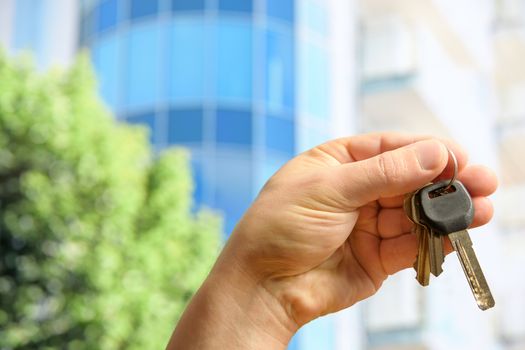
{"left": 428, "top": 229, "right": 445, "bottom": 277}
{"left": 415, "top": 224, "right": 431, "bottom": 286}
{"left": 417, "top": 179, "right": 495, "bottom": 310}
{"left": 411, "top": 185, "right": 445, "bottom": 277}
{"left": 404, "top": 190, "right": 430, "bottom": 286}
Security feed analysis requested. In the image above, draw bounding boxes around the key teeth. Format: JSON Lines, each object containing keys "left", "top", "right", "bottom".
{"left": 431, "top": 269, "right": 443, "bottom": 277}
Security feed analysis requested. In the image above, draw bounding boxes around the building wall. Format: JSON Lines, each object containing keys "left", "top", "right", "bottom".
{"left": 359, "top": 1, "right": 510, "bottom": 350}
{"left": 0, "top": 0, "right": 15, "bottom": 50}
{"left": 494, "top": 0, "right": 525, "bottom": 347}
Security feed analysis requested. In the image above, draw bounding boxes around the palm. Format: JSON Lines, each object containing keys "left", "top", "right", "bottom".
{"left": 260, "top": 196, "right": 406, "bottom": 326}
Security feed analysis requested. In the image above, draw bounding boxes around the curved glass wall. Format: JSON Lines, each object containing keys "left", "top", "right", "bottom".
{"left": 80, "top": 0, "right": 311, "bottom": 236}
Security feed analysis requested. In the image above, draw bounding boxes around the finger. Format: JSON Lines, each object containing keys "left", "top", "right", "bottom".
{"left": 329, "top": 139, "right": 449, "bottom": 209}
{"left": 349, "top": 133, "right": 468, "bottom": 169}
{"left": 458, "top": 165, "right": 498, "bottom": 197}
{"left": 311, "top": 132, "right": 468, "bottom": 169}
{"left": 379, "top": 233, "right": 456, "bottom": 275}
{"left": 379, "top": 233, "right": 418, "bottom": 275}
{"left": 378, "top": 195, "right": 406, "bottom": 208}
{"left": 471, "top": 197, "right": 494, "bottom": 228}
{"left": 377, "top": 196, "right": 494, "bottom": 238}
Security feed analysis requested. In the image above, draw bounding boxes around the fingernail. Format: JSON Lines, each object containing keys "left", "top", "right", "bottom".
{"left": 414, "top": 140, "right": 446, "bottom": 170}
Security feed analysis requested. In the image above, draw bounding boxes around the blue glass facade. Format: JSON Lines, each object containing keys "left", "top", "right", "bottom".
{"left": 80, "top": 0, "right": 309, "bottom": 235}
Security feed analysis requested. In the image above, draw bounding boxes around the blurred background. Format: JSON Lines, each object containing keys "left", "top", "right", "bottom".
{"left": 0, "top": 0, "right": 524, "bottom": 349}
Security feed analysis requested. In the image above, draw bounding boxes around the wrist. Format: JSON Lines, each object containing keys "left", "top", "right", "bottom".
{"left": 168, "top": 244, "right": 298, "bottom": 350}
{"left": 204, "top": 250, "right": 298, "bottom": 348}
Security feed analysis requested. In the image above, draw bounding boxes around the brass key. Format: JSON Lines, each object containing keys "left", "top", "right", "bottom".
{"left": 404, "top": 190, "right": 430, "bottom": 286}
{"left": 428, "top": 229, "right": 445, "bottom": 277}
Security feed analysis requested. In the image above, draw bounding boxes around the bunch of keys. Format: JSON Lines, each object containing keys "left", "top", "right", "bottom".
{"left": 403, "top": 150, "right": 495, "bottom": 311}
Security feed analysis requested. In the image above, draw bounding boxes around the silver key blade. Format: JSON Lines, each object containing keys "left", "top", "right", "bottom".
{"left": 448, "top": 230, "right": 495, "bottom": 311}
{"left": 429, "top": 230, "right": 444, "bottom": 277}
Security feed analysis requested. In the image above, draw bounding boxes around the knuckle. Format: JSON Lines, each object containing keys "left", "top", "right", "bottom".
{"left": 375, "top": 152, "right": 404, "bottom": 186}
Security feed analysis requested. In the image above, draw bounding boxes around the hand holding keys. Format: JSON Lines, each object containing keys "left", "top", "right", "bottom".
{"left": 404, "top": 150, "right": 495, "bottom": 311}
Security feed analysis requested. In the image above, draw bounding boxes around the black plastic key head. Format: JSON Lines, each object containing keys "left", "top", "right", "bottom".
{"left": 417, "top": 180, "right": 474, "bottom": 234}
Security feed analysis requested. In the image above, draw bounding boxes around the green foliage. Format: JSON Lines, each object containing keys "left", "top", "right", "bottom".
{"left": 0, "top": 50, "right": 221, "bottom": 349}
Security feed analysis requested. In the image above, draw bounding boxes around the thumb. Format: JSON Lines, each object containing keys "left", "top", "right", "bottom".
{"left": 331, "top": 139, "right": 448, "bottom": 208}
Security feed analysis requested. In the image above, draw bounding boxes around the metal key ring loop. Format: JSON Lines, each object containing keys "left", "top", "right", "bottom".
{"left": 443, "top": 147, "right": 458, "bottom": 191}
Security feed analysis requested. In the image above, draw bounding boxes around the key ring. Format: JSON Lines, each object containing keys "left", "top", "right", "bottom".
{"left": 443, "top": 147, "right": 458, "bottom": 191}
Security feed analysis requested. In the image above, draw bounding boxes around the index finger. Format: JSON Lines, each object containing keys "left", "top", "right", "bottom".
{"left": 306, "top": 132, "right": 468, "bottom": 177}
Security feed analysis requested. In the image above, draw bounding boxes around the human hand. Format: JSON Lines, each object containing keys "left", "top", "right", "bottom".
{"left": 168, "top": 133, "right": 497, "bottom": 350}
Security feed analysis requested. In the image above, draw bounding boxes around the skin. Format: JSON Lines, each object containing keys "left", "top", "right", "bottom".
{"left": 167, "top": 132, "right": 498, "bottom": 350}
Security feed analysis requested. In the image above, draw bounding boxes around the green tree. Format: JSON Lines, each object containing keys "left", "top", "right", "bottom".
{"left": 0, "top": 51, "right": 221, "bottom": 349}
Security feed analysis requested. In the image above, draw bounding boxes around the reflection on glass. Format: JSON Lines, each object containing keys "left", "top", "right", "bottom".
{"left": 266, "top": 28, "right": 295, "bottom": 113}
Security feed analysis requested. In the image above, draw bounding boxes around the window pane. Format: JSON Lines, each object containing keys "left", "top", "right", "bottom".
{"left": 169, "top": 19, "right": 206, "bottom": 102}
{"left": 266, "top": 28, "right": 295, "bottom": 113}
{"left": 93, "top": 34, "right": 120, "bottom": 109}
{"left": 216, "top": 109, "right": 252, "bottom": 146}
{"left": 126, "top": 23, "right": 160, "bottom": 109}
{"left": 172, "top": 0, "right": 205, "bottom": 11}
{"left": 298, "top": 42, "right": 329, "bottom": 119}
{"left": 130, "top": 0, "right": 158, "bottom": 19}
{"left": 97, "top": 0, "right": 118, "bottom": 32}
{"left": 265, "top": 115, "right": 294, "bottom": 155}
{"left": 267, "top": 0, "right": 294, "bottom": 23}
{"left": 219, "top": 0, "right": 252, "bottom": 13}
{"left": 216, "top": 20, "right": 253, "bottom": 103}
{"left": 126, "top": 112, "right": 157, "bottom": 144}
{"left": 214, "top": 151, "right": 253, "bottom": 236}
{"left": 168, "top": 108, "right": 204, "bottom": 144}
